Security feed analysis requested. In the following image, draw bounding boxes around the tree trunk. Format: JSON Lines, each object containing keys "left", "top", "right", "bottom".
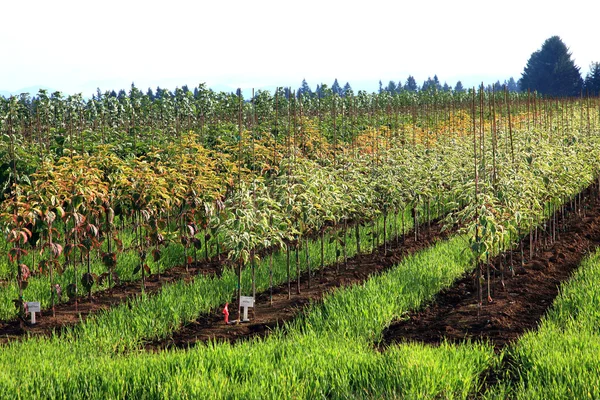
{"left": 237, "top": 258, "right": 243, "bottom": 323}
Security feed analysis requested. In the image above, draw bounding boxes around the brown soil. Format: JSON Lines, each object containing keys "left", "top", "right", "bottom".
{"left": 380, "top": 193, "right": 600, "bottom": 351}
{"left": 143, "top": 222, "right": 451, "bottom": 351}
{"left": 0, "top": 259, "right": 223, "bottom": 344}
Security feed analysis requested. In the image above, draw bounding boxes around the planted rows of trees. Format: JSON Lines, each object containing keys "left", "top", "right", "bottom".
{"left": 1, "top": 84, "right": 590, "bottom": 172}
{"left": 0, "top": 84, "right": 598, "bottom": 323}
{"left": 0, "top": 125, "right": 469, "bottom": 320}
{"left": 0, "top": 86, "right": 599, "bottom": 397}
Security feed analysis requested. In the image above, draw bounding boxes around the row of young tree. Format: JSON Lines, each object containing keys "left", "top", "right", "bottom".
{"left": 0, "top": 85, "right": 594, "bottom": 191}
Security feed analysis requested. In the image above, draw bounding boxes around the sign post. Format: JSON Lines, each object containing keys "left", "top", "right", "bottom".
{"left": 239, "top": 296, "right": 254, "bottom": 322}
{"left": 26, "top": 302, "right": 41, "bottom": 325}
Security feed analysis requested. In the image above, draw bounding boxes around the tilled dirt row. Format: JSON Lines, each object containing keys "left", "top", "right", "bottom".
{"left": 380, "top": 192, "right": 600, "bottom": 351}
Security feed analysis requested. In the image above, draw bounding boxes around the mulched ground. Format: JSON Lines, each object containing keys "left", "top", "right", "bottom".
{"left": 380, "top": 191, "right": 600, "bottom": 351}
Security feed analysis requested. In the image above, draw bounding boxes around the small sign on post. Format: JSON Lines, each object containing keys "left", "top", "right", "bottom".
{"left": 240, "top": 296, "right": 254, "bottom": 322}
{"left": 26, "top": 302, "right": 41, "bottom": 325}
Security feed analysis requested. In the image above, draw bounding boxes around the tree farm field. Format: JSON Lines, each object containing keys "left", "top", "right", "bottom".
{"left": 0, "top": 84, "right": 600, "bottom": 399}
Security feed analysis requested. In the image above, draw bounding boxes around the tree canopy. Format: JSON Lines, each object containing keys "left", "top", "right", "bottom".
{"left": 519, "top": 36, "right": 583, "bottom": 97}
{"left": 404, "top": 76, "right": 418, "bottom": 92}
{"left": 585, "top": 62, "right": 600, "bottom": 96}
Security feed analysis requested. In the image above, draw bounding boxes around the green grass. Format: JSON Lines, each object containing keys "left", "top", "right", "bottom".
{"left": 0, "top": 229, "right": 493, "bottom": 399}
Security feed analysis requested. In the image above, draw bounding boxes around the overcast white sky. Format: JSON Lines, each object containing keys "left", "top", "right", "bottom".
{"left": 2, "top": 0, "right": 597, "bottom": 96}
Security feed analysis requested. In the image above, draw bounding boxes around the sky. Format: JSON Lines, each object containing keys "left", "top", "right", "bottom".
{"left": 2, "top": 0, "right": 598, "bottom": 97}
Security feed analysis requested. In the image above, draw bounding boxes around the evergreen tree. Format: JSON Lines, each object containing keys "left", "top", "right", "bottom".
{"left": 454, "top": 81, "right": 465, "bottom": 93}
{"left": 506, "top": 77, "right": 518, "bottom": 92}
{"left": 422, "top": 76, "right": 439, "bottom": 92}
{"left": 519, "top": 36, "right": 583, "bottom": 96}
{"left": 433, "top": 75, "right": 441, "bottom": 90}
{"left": 342, "top": 82, "right": 352, "bottom": 96}
{"left": 493, "top": 80, "right": 502, "bottom": 92}
{"left": 584, "top": 62, "right": 600, "bottom": 96}
{"left": 315, "top": 84, "right": 322, "bottom": 98}
{"left": 378, "top": 80, "right": 383, "bottom": 93}
{"left": 298, "top": 79, "right": 312, "bottom": 98}
{"left": 442, "top": 82, "right": 450, "bottom": 92}
{"left": 386, "top": 80, "right": 397, "bottom": 93}
{"left": 332, "top": 79, "right": 342, "bottom": 96}
{"left": 283, "top": 87, "right": 292, "bottom": 99}
{"left": 404, "top": 76, "right": 418, "bottom": 92}
{"left": 146, "top": 87, "right": 155, "bottom": 100}
{"left": 396, "top": 80, "right": 404, "bottom": 93}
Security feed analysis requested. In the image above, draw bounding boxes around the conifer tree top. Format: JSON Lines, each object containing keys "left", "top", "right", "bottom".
{"left": 519, "top": 36, "right": 583, "bottom": 97}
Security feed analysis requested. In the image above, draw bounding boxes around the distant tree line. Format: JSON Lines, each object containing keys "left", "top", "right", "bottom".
{"left": 293, "top": 36, "right": 600, "bottom": 99}
{"left": 295, "top": 75, "right": 519, "bottom": 99}
{"left": 4, "top": 35, "right": 598, "bottom": 103}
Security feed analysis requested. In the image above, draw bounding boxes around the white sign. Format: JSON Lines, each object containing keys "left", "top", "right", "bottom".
{"left": 26, "top": 301, "right": 41, "bottom": 324}
{"left": 26, "top": 302, "right": 41, "bottom": 313}
{"left": 240, "top": 296, "right": 254, "bottom": 322}
{"left": 240, "top": 296, "right": 254, "bottom": 307}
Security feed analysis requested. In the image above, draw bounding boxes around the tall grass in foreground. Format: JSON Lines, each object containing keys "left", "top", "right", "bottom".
{"left": 0, "top": 231, "right": 496, "bottom": 399}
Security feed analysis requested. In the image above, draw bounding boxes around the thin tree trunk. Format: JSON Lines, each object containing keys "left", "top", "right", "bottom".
{"left": 305, "top": 237, "right": 311, "bottom": 289}
{"left": 296, "top": 244, "right": 300, "bottom": 294}
{"left": 287, "top": 243, "right": 291, "bottom": 299}
{"left": 237, "top": 258, "right": 242, "bottom": 323}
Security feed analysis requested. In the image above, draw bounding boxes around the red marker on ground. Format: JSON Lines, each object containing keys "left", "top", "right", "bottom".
{"left": 222, "top": 302, "right": 229, "bottom": 324}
